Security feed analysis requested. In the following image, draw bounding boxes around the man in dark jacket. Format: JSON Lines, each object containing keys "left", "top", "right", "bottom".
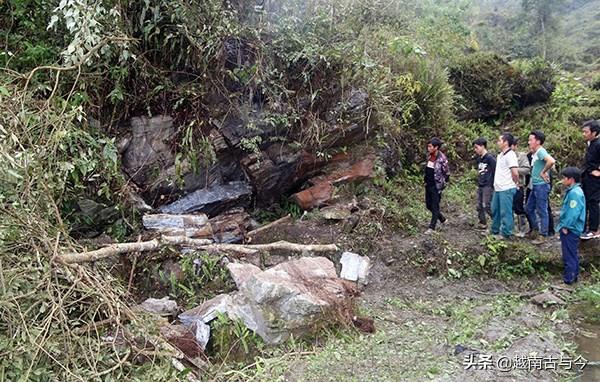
{"left": 581, "top": 120, "right": 600, "bottom": 240}
{"left": 424, "top": 138, "right": 449, "bottom": 234}
{"left": 473, "top": 138, "right": 496, "bottom": 229}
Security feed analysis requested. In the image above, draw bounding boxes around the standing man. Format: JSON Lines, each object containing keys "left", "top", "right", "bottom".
{"left": 491, "top": 133, "right": 520, "bottom": 239}
{"left": 424, "top": 138, "right": 449, "bottom": 234}
{"left": 526, "top": 130, "right": 556, "bottom": 244}
{"left": 556, "top": 167, "right": 586, "bottom": 285}
{"left": 512, "top": 140, "right": 531, "bottom": 237}
{"left": 581, "top": 120, "right": 600, "bottom": 240}
{"left": 473, "top": 138, "right": 496, "bottom": 229}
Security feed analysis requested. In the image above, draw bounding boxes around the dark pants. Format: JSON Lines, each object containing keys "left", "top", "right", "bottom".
{"left": 426, "top": 185, "right": 446, "bottom": 229}
{"left": 560, "top": 230, "right": 580, "bottom": 284}
{"left": 583, "top": 177, "right": 600, "bottom": 232}
{"left": 477, "top": 186, "right": 493, "bottom": 225}
{"left": 513, "top": 187, "right": 526, "bottom": 215}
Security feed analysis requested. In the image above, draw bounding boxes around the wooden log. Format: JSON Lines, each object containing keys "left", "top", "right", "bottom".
{"left": 56, "top": 237, "right": 338, "bottom": 264}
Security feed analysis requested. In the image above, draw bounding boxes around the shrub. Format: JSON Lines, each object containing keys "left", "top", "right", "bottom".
{"left": 448, "top": 52, "right": 520, "bottom": 120}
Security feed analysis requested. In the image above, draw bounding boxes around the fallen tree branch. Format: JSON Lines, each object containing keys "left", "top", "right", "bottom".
{"left": 56, "top": 237, "right": 338, "bottom": 264}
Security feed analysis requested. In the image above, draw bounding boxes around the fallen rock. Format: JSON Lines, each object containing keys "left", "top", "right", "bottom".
{"left": 531, "top": 292, "right": 566, "bottom": 307}
{"left": 139, "top": 297, "right": 179, "bottom": 317}
{"left": 208, "top": 208, "right": 256, "bottom": 243}
{"left": 142, "top": 213, "right": 211, "bottom": 238}
{"left": 291, "top": 156, "right": 375, "bottom": 211}
{"left": 291, "top": 182, "right": 334, "bottom": 210}
{"left": 180, "top": 294, "right": 235, "bottom": 326}
{"left": 321, "top": 205, "right": 352, "bottom": 220}
{"left": 340, "top": 252, "right": 371, "bottom": 286}
{"left": 160, "top": 324, "right": 206, "bottom": 359}
{"left": 227, "top": 263, "right": 262, "bottom": 289}
{"left": 159, "top": 181, "right": 253, "bottom": 216}
{"left": 179, "top": 257, "right": 358, "bottom": 345}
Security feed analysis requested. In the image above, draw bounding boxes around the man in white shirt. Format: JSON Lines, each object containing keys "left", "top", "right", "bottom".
{"left": 491, "top": 133, "right": 520, "bottom": 239}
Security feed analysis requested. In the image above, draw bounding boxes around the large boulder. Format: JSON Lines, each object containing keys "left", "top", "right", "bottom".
{"left": 179, "top": 257, "right": 357, "bottom": 345}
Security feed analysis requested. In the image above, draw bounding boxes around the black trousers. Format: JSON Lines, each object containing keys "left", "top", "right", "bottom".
{"left": 426, "top": 185, "right": 446, "bottom": 229}
{"left": 583, "top": 177, "right": 600, "bottom": 232}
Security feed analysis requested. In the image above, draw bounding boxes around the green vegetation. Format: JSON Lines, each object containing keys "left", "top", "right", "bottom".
{"left": 1, "top": 0, "right": 598, "bottom": 380}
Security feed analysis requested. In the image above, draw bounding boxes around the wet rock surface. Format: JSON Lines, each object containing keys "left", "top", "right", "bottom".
{"left": 159, "top": 181, "right": 253, "bottom": 216}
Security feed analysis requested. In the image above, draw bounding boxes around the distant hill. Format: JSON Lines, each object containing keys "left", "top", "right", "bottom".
{"left": 470, "top": 0, "right": 600, "bottom": 73}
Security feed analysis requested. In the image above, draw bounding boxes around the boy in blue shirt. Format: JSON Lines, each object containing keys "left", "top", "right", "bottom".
{"left": 556, "top": 167, "right": 586, "bottom": 285}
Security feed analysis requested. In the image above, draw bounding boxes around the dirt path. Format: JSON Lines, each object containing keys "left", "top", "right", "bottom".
{"left": 236, "top": 191, "right": 594, "bottom": 381}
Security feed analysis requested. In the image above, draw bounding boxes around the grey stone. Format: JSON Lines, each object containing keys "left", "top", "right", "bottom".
{"left": 179, "top": 294, "right": 234, "bottom": 326}
{"left": 193, "top": 320, "right": 211, "bottom": 350}
{"left": 227, "top": 263, "right": 262, "bottom": 289}
{"left": 139, "top": 296, "right": 178, "bottom": 316}
{"left": 142, "top": 213, "right": 211, "bottom": 238}
{"left": 321, "top": 206, "right": 352, "bottom": 220}
{"left": 158, "top": 181, "right": 253, "bottom": 216}
{"left": 531, "top": 292, "right": 566, "bottom": 307}
{"left": 179, "top": 257, "right": 356, "bottom": 345}
{"left": 121, "top": 115, "right": 176, "bottom": 187}
{"left": 340, "top": 251, "right": 371, "bottom": 286}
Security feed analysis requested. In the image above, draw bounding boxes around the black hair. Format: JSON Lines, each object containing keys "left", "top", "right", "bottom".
{"left": 473, "top": 138, "right": 487, "bottom": 148}
{"left": 529, "top": 130, "right": 546, "bottom": 145}
{"left": 583, "top": 120, "right": 600, "bottom": 136}
{"left": 428, "top": 137, "right": 443, "bottom": 148}
{"left": 500, "top": 133, "right": 515, "bottom": 147}
{"left": 561, "top": 167, "right": 581, "bottom": 183}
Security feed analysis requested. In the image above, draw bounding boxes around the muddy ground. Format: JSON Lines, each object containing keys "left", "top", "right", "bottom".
{"left": 214, "top": 187, "right": 599, "bottom": 382}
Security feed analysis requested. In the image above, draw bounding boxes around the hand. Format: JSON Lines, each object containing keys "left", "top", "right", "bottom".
{"left": 541, "top": 172, "right": 550, "bottom": 182}
{"left": 561, "top": 228, "right": 568, "bottom": 235}
{"left": 591, "top": 170, "right": 600, "bottom": 177}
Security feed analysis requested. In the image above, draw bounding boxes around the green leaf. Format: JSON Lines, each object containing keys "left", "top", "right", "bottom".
{"left": 478, "top": 254, "right": 486, "bottom": 267}
{"left": 0, "top": 86, "right": 10, "bottom": 97}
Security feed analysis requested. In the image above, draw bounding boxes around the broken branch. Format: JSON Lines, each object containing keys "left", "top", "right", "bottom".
{"left": 56, "top": 237, "right": 338, "bottom": 264}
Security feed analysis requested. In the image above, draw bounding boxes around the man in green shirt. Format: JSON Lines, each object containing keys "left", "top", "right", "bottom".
{"left": 526, "top": 130, "right": 556, "bottom": 244}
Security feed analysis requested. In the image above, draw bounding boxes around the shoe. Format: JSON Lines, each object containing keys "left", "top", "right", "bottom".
{"left": 515, "top": 232, "right": 526, "bottom": 238}
{"left": 425, "top": 228, "right": 435, "bottom": 235}
{"left": 580, "top": 232, "right": 595, "bottom": 240}
{"left": 526, "top": 230, "right": 539, "bottom": 239}
{"left": 564, "top": 278, "right": 578, "bottom": 285}
{"left": 477, "top": 223, "right": 487, "bottom": 230}
{"left": 491, "top": 234, "right": 504, "bottom": 240}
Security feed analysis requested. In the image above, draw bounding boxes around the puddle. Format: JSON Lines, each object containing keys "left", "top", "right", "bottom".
{"left": 574, "top": 322, "right": 600, "bottom": 381}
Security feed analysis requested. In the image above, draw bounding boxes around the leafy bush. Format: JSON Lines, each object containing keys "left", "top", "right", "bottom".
{"left": 513, "top": 58, "right": 557, "bottom": 106}
{"left": 449, "top": 52, "right": 520, "bottom": 120}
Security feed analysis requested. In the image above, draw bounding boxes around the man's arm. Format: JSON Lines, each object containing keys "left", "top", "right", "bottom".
{"left": 517, "top": 154, "right": 530, "bottom": 176}
{"left": 511, "top": 167, "right": 520, "bottom": 186}
{"left": 541, "top": 154, "right": 556, "bottom": 182}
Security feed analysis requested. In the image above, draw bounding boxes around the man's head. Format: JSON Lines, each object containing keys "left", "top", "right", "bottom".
{"left": 473, "top": 138, "right": 487, "bottom": 156}
{"left": 427, "top": 137, "right": 443, "bottom": 155}
{"left": 511, "top": 138, "right": 519, "bottom": 151}
{"left": 497, "top": 133, "right": 515, "bottom": 151}
{"left": 582, "top": 120, "right": 600, "bottom": 142}
{"left": 528, "top": 130, "right": 545, "bottom": 151}
{"left": 561, "top": 167, "right": 581, "bottom": 187}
